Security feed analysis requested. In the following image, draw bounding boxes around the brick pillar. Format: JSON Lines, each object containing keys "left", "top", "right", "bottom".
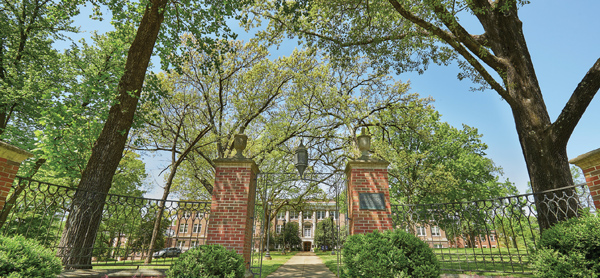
{"left": 345, "top": 158, "right": 393, "bottom": 235}
{"left": 206, "top": 157, "right": 259, "bottom": 272}
{"left": 0, "top": 141, "right": 33, "bottom": 212}
{"left": 569, "top": 148, "right": 600, "bottom": 210}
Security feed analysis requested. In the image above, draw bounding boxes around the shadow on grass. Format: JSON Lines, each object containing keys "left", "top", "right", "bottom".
{"left": 315, "top": 249, "right": 534, "bottom": 278}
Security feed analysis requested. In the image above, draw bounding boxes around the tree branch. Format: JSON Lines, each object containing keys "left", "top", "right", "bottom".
{"left": 259, "top": 11, "right": 413, "bottom": 47}
{"left": 387, "top": 0, "right": 512, "bottom": 104}
{"left": 428, "top": 1, "right": 506, "bottom": 72}
{"left": 552, "top": 57, "right": 600, "bottom": 146}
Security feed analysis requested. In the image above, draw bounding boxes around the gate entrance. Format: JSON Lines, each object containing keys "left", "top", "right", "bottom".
{"left": 249, "top": 171, "right": 347, "bottom": 277}
{"left": 213, "top": 134, "right": 390, "bottom": 277}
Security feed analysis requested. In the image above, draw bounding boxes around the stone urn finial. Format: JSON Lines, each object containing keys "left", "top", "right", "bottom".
{"left": 233, "top": 134, "right": 248, "bottom": 159}
{"left": 357, "top": 127, "right": 371, "bottom": 159}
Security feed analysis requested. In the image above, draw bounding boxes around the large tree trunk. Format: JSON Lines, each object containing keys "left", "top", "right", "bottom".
{"left": 513, "top": 108, "right": 578, "bottom": 231}
{"left": 57, "top": 0, "right": 168, "bottom": 269}
{"left": 477, "top": 5, "right": 580, "bottom": 232}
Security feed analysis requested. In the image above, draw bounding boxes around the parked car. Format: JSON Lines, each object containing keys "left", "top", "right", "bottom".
{"left": 153, "top": 247, "right": 181, "bottom": 258}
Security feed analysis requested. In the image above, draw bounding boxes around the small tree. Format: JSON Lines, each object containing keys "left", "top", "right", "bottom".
{"left": 276, "top": 222, "right": 301, "bottom": 251}
{"left": 314, "top": 217, "right": 337, "bottom": 251}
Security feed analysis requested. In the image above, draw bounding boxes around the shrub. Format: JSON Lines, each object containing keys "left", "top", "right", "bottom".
{"left": 343, "top": 229, "right": 440, "bottom": 278}
{"left": 166, "top": 245, "right": 245, "bottom": 278}
{"left": 0, "top": 235, "right": 62, "bottom": 278}
{"left": 530, "top": 212, "right": 600, "bottom": 278}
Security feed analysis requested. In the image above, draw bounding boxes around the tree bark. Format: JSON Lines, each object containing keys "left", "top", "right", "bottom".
{"left": 57, "top": 0, "right": 168, "bottom": 269}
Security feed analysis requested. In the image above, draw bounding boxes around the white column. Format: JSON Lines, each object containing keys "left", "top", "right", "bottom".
{"left": 312, "top": 211, "right": 316, "bottom": 237}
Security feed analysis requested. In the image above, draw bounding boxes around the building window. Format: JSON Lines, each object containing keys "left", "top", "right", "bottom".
{"left": 417, "top": 226, "right": 426, "bottom": 236}
{"left": 177, "top": 241, "right": 185, "bottom": 248}
{"left": 304, "top": 211, "right": 312, "bottom": 220}
{"left": 490, "top": 235, "right": 495, "bottom": 242}
{"left": 193, "top": 224, "right": 201, "bottom": 233}
{"left": 433, "top": 244, "right": 443, "bottom": 249}
{"left": 330, "top": 211, "right": 338, "bottom": 220}
{"left": 277, "top": 211, "right": 286, "bottom": 220}
{"left": 316, "top": 211, "right": 326, "bottom": 220}
{"left": 480, "top": 235, "right": 486, "bottom": 242}
{"left": 431, "top": 226, "right": 441, "bottom": 236}
{"left": 276, "top": 225, "right": 283, "bottom": 234}
{"left": 179, "top": 224, "right": 188, "bottom": 233}
{"left": 289, "top": 211, "right": 299, "bottom": 220}
{"left": 304, "top": 225, "right": 312, "bottom": 237}
{"left": 191, "top": 240, "right": 198, "bottom": 247}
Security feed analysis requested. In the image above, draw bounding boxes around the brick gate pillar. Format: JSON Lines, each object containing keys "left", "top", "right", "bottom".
{"left": 345, "top": 130, "right": 393, "bottom": 235}
{"left": 570, "top": 148, "right": 600, "bottom": 210}
{"left": 0, "top": 141, "right": 33, "bottom": 212}
{"left": 207, "top": 135, "right": 259, "bottom": 274}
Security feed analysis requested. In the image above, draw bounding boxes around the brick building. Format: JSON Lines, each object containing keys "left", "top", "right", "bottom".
{"left": 264, "top": 201, "right": 348, "bottom": 252}
{"left": 169, "top": 200, "right": 348, "bottom": 252}
{"left": 166, "top": 211, "right": 210, "bottom": 252}
{"left": 411, "top": 223, "right": 499, "bottom": 249}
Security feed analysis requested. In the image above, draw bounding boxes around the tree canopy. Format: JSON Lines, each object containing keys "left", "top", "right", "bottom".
{"left": 371, "top": 98, "right": 517, "bottom": 204}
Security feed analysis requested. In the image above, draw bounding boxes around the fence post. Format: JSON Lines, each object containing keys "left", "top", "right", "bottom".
{"left": 0, "top": 141, "right": 33, "bottom": 212}
{"left": 206, "top": 135, "right": 258, "bottom": 277}
{"left": 570, "top": 148, "right": 600, "bottom": 210}
{"left": 345, "top": 131, "right": 393, "bottom": 235}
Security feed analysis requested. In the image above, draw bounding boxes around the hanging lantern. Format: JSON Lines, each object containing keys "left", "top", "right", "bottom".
{"left": 294, "top": 141, "right": 308, "bottom": 178}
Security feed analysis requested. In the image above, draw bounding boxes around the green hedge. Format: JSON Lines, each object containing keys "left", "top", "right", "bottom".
{"left": 166, "top": 245, "right": 245, "bottom": 278}
{"left": 530, "top": 212, "right": 600, "bottom": 278}
{"left": 343, "top": 229, "right": 440, "bottom": 278}
{"left": 0, "top": 235, "right": 62, "bottom": 278}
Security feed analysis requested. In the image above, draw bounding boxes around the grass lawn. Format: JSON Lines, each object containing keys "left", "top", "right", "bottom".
{"left": 93, "top": 252, "right": 298, "bottom": 276}
{"left": 91, "top": 252, "right": 298, "bottom": 276}
{"left": 92, "top": 257, "right": 176, "bottom": 269}
{"left": 258, "top": 251, "right": 298, "bottom": 278}
{"left": 434, "top": 247, "right": 533, "bottom": 276}
{"left": 314, "top": 251, "right": 343, "bottom": 276}
{"left": 316, "top": 248, "right": 534, "bottom": 277}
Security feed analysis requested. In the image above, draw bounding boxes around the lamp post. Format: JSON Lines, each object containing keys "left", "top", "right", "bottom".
{"left": 294, "top": 141, "right": 308, "bottom": 178}
{"left": 265, "top": 202, "right": 272, "bottom": 260}
{"left": 330, "top": 215, "right": 336, "bottom": 255}
{"left": 281, "top": 219, "right": 287, "bottom": 255}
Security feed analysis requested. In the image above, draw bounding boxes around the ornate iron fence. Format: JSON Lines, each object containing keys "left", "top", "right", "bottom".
{"left": 0, "top": 176, "right": 211, "bottom": 268}
{"left": 390, "top": 183, "right": 595, "bottom": 275}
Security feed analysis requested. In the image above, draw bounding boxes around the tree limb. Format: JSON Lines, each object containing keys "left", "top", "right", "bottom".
{"left": 259, "top": 11, "right": 414, "bottom": 47}
{"left": 387, "top": 0, "right": 513, "bottom": 104}
{"left": 552, "top": 57, "right": 600, "bottom": 146}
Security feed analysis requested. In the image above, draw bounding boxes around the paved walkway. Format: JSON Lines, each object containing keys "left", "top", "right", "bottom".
{"left": 267, "top": 252, "right": 337, "bottom": 278}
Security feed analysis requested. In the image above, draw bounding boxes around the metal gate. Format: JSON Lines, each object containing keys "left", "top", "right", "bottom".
{"left": 249, "top": 172, "right": 347, "bottom": 277}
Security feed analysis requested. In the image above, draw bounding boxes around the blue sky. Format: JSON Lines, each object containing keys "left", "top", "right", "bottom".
{"left": 64, "top": 1, "right": 600, "bottom": 197}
